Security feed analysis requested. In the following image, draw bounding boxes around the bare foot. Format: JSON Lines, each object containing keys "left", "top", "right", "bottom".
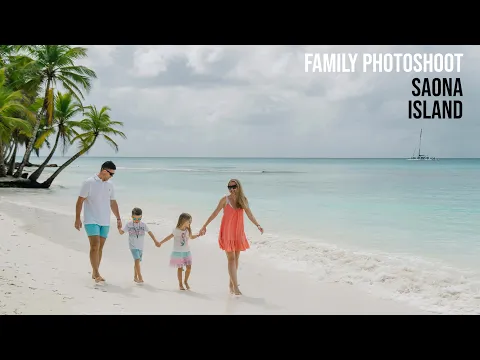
{"left": 179, "top": 283, "right": 185, "bottom": 290}
{"left": 135, "top": 278, "right": 144, "bottom": 284}
{"left": 229, "top": 282, "right": 240, "bottom": 294}
{"left": 233, "top": 287, "right": 242, "bottom": 296}
{"left": 94, "top": 276, "right": 105, "bottom": 283}
{"left": 184, "top": 281, "right": 190, "bottom": 290}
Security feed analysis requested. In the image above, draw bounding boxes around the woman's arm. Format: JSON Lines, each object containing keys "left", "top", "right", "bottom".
{"left": 245, "top": 206, "right": 263, "bottom": 234}
{"left": 200, "top": 197, "right": 226, "bottom": 234}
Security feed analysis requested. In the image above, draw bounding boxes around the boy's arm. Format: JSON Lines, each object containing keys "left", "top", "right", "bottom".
{"left": 148, "top": 231, "right": 159, "bottom": 244}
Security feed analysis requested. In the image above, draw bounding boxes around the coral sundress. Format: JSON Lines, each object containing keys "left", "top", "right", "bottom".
{"left": 218, "top": 195, "right": 250, "bottom": 252}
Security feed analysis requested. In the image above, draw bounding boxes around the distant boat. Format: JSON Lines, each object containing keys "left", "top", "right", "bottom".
{"left": 407, "top": 129, "right": 438, "bottom": 161}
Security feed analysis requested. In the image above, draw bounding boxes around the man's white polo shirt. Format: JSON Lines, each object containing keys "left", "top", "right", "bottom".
{"left": 79, "top": 174, "right": 116, "bottom": 226}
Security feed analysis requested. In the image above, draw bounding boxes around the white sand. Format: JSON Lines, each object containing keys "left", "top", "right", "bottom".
{"left": 0, "top": 200, "right": 429, "bottom": 315}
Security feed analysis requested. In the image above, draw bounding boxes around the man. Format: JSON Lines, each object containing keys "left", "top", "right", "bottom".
{"left": 75, "top": 161, "right": 122, "bottom": 283}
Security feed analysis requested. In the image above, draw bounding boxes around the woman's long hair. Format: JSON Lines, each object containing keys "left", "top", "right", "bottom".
{"left": 176, "top": 212, "right": 192, "bottom": 237}
{"left": 229, "top": 179, "right": 248, "bottom": 210}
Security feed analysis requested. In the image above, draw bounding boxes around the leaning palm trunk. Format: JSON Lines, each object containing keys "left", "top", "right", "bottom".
{"left": 5, "top": 140, "right": 13, "bottom": 164}
{"left": 7, "top": 140, "right": 18, "bottom": 175}
{"left": 14, "top": 111, "right": 41, "bottom": 177}
{"left": 28, "top": 130, "right": 61, "bottom": 182}
{"left": 0, "top": 139, "right": 6, "bottom": 177}
{"left": 41, "top": 138, "right": 96, "bottom": 188}
{"left": 15, "top": 80, "right": 51, "bottom": 178}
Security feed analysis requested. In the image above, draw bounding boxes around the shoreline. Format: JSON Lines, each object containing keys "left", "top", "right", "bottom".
{"left": 0, "top": 200, "right": 427, "bottom": 315}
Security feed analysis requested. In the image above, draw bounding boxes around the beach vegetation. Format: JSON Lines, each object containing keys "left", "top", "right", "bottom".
{"left": 0, "top": 45, "right": 127, "bottom": 188}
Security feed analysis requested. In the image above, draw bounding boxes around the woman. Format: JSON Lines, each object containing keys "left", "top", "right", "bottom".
{"left": 199, "top": 179, "right": 263, "bottom": 295}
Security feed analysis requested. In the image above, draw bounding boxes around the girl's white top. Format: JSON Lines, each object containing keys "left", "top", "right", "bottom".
{"left": 172, "top": 228, "right": 190, "bottom": 252}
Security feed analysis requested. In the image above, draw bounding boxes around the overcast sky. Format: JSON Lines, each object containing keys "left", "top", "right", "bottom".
{"left": 25, "top": 45, "right": 480, "bottom": 158}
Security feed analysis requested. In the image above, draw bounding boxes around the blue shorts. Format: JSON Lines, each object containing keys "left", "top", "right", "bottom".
{"left": 131, "top": 249, "right": 143, "bottom": 261}
{"left": 84, "top": 224, "right": 110, "bottom": 238}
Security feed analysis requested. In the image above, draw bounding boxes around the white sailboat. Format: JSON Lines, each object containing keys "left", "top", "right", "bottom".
{"left": 407, "top": 129, "right": 438, "bottom": 161}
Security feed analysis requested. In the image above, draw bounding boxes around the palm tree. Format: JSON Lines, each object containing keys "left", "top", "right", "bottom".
{"left": 0, "top": 68, "right": 32, "bottom": 177}
{"left": 41, "top": 105, "right": 126, "bottom": 188}
{"left": 5, "top": 97, "right": 41, "bottom": 175}
{"left": 14, "top": 45, "right": 97, "bottom": 178}
{"left": 29, "top": 91, "right": 81, "bottom": 182}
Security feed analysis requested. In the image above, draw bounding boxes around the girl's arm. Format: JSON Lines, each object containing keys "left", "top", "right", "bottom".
{"left": 159, "top": 234, "right": 174, "bottom": 246}
{"left": 200, "top": 197, "right": 226, "bottom": 234}
{"left": 148, "top": 231, "right": 160, "bottom": 246}
{"left": 245, "top": 206, "right": 263, "bottom": 234}
{"left": 190, "top": 233, "right": 201, "bottom": 239}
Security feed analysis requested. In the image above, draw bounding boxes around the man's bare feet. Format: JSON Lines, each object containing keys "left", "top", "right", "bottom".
{"left": 135, "top": 278, "right": 144, "bottom": 284}
{"left": 94, "top": 276, "right": 105, "bottom": 283}
{"left": 92, "top": 273, "right": 105, "bottom": 281}
{"left": 184, "top": 281, "right": 190, "bottom": 290}
{"left": 179, "top": 283, "right": 185, "bottom": 290}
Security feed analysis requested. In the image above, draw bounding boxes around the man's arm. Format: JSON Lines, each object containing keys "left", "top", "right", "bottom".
{"left": 110, "top": 200, "right": 122, "bottom": 229}
{"left": 75, "top": 197, "right": 86, "bottom": 230}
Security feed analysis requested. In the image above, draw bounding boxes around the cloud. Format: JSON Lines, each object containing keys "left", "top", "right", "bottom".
{"left": 25, "top": 45, "right": 480, "bottom": 158}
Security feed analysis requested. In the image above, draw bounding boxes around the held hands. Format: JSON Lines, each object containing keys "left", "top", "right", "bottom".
{"left": 199, "top": 226, "right": 207, "bottom": 236}
{"left": 155, "top": 241, "right": 161, "bottom": 248}
{"left": 116, "top": 218, "right": 122, "bottom": 230}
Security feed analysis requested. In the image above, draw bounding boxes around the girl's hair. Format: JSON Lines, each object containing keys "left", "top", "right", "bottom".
{"left": 176, "top": 212, "right": 192, "bottom": 237}
{"left": 229, "top": 179, "right": 249, "bottom": 210}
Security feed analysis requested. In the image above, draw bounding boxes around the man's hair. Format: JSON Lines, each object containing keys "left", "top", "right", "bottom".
{"left": 132, "top": 207, "right": 142, "bottom": 216}
{"left": 101, "top": 161, "right": 116, "bottom": 171}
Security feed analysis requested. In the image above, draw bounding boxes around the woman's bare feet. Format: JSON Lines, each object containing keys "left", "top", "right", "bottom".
{"left": 134, "top": 278, "right": 144, "bottom": 284}
{"left": 179, "top": 283, "right": 185, "bottom": 290}
{"left": 229, "top": 281, "right": 240, "bottom": 294}
{"left": 184, "top": 281, "right": 190, "bottom": 290}
{"left": 233, "top": 287, "right": 242, "bottom": 296}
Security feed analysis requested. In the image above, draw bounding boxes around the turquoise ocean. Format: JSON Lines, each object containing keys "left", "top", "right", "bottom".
{"left": 2, "top": 156, "right": 480, "bottom": 314}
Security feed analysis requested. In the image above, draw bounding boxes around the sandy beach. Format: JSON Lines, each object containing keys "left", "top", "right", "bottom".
{"left": 0, "top": 199, "right": 428, "bottom": 315}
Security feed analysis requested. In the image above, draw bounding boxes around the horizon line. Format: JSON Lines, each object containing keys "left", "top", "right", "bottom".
{"left": 28, "top": 156, "right": 480, "bottom": 159}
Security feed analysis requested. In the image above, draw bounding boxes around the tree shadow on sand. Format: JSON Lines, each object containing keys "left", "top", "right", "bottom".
{"left": 180, "top": 290, "right": 212, "bottom": 301}
{"left": 224, "top": 294, "right": 283, "bottom": 314}
{"left": 92, "top": 282, "right": 139, "bottom": 298}
{"left": 135, "top": 283, "right": 176, "bottom": 294}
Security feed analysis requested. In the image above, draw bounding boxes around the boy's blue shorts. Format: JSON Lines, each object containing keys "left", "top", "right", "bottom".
{"left": 131, "top": 249, "right": 143, "bottom": 261}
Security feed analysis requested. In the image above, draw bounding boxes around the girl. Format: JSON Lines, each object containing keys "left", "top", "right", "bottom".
{"left": 199, "top": 179, "right": 263, "bottom": 296}
{"left": 159, "top": 213, "right": 201, "bottom": 290}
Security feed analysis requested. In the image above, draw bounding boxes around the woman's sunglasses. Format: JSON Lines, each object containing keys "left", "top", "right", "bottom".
{"left": 227, "top": 185, "right": 237, "bottom": 190}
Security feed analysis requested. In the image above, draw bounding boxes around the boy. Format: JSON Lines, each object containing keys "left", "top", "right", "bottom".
{"left": 119, "top": 207, "right": 160, "bottom": 283}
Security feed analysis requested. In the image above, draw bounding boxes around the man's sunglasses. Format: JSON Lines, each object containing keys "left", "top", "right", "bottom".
{"left": 104, "top": 169, "right": 115, "bottom": 176}
{"left": 227, "top": 185, "right": 237, "bottom": 190}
